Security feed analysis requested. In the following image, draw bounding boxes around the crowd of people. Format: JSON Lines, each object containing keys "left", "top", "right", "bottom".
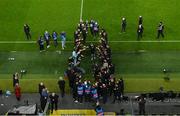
{"left": 21, "top": 17, "right": 167, "bottom": 114}
{"left": 64, "top": 19, "right": 125, "bottom": 110}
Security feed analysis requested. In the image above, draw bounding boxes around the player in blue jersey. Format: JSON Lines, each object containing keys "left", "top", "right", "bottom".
{"left": 60, "top": 31, "right": 66, "bottom": 50}
{"left": 52, "top": 31, "right": 58, "bottom": 47}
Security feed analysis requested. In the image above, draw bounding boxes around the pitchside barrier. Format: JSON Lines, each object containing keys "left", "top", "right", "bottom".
{"left": 50, "top": 109, "right": 116, "bottom": 116}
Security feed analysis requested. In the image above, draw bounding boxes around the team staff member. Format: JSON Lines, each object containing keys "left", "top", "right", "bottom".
{"left": 101, "top": 84, "right": 108, "bottom": 104}
{"left": 157, "top": 22, "right": 164, "bottom": 39}
{"left": 112, "top": 83, "right": 121, "bottom": 103}
{"left": 38, "top": 82, "right": 45, "bottom": 96}
{"left": 24, "top": 24, "right": 31, "bottom": 40}
{"left": 121, "top": 17, "right": 126, "bottom": 32}
{"left": 118, "top": 78, "right": 124, "bottom": 95}
{"left": 138, "top": 95, "right": 146, "bottom": 115}
{"left": 137, "top": 24, "right": 144, "bottom": 40}
{"left": 40, "top": 88, "right": 48, "bottom": 111}
{"left": 58, "top": 77, "right": 65, "bottom": 98}
{"left": 49, "top": 93, "right": 59, "bottom": 114}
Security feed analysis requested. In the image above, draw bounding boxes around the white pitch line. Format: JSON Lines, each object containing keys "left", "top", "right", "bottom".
{"left": 1, "top": 40, "right": 180, "bottom": 44}
{"left": 80, "top": 0, "right": 84, "bottom": 20}
{"left": 0, "top": 41, "right": 36, "bottom": 44}
{"left": 106, "top": 40, "right": 180, "bottom": 43}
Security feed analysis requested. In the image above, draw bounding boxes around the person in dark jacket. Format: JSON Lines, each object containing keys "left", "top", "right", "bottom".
{"left": 138, "top": 95, "right": 146, "bottom": 115}
{"left": 112, "top": 83, "right": 121, "bottom": 103}
{"left": 49, "top": 93, "right": 59, "bottom": 114}
{"left": 73, "top": 82, "right": 78, "bottom": 102}
{"left": 24, "top": 24, "right": 31, "bottom": 40}
{"left": 118, "top": 78, "right": 124, "bottom": 95}
{"left": 157, "top": 22, "right": 164, "bottom": 39}
{"left": 13, "top": 74, "right": 19, "bottom": 87}
{"left": 137, "top": 24, "right": 144, "bottom": 40}
{"left": 40, "top": 88, "right": 48, "bottom": 111}
{"left": 38, "top": 82, "right": 45, "bottom": 96}
{"left": 58, "top": 77, "right": 65, "bottom": 98}
{"left": 101, "top": 84, "right": 108, "bottom": 104}
{"left": 109, "top": 77, "right": 115, "bottom": 96}
{"left": 121, "top": 17, "right": 127, "bottom": 32}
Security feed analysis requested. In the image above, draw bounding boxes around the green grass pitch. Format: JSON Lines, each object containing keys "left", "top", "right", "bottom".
{"left": 0, "top": 0, "right": 180, "bottom": 93}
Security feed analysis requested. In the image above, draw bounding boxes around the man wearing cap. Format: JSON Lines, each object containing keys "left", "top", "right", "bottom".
{"left": 58, "top": 77, "right": 65, "bottom": 98}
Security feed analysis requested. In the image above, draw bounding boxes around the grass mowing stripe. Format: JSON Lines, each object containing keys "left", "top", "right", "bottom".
{"left": 1, "top": 78, "right": 180, "bottom": 93}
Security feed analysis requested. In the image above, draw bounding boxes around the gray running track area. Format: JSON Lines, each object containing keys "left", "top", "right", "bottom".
{"left": 0, "top": 93, "right": 180, "bottom": 115}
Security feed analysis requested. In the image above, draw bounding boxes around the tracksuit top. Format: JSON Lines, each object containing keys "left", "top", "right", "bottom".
{"left": 84, "top": 84, "right": 91, "bottom": 94}
{"left": 77, "top": 85, "right": 84, "bottom": 95}
{"left": 91, "top": 88, "right": 98, "bottom": 99}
